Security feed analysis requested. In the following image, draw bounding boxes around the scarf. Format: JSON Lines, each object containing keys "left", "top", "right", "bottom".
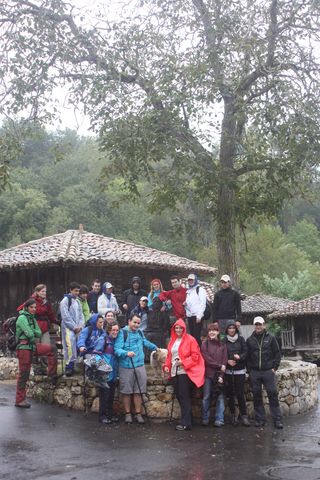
{"left": 227, "top": 333, "right": 238, "bottom": 343}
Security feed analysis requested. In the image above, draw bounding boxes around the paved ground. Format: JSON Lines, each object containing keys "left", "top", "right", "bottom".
{"left": 1, "top": 380, "right": 320, "bottom": 480}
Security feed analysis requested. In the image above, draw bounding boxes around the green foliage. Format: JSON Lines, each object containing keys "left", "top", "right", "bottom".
{"left": 266, "top": 319, "right": 284, "bottom": 339}
{"left": 287, "top": 220, "right": 320, "bottom": 264}
{"left": 263, "top": 271, "right": 320, "bottom": 301}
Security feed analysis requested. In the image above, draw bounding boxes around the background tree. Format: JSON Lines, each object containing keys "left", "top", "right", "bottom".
{"left": 1, "top": 0, "right": 320, "bottom": 283}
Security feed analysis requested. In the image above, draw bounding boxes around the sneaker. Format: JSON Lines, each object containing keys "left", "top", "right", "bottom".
{"left": 241, "top": 415, "right": 250, "bottom": 427}
{"left": 125, "top": 413, "right": 133, "bottom": 424}
{"left": 15, "top": 401, "right": 31, "bottom": 408}
{"left": 255, "top": 420, "right": 266, "bottom": 427}
{"left": 214, "top": 420, "right": 224, "bottom": 427}
{"left": 175, "top": 424, "right": 191, "bottom": 431}
{"left": 109, "top": 415, "right": 119, "bottom": 423}
{"left": 65, "top": 369, "right": 74, "bottom": 377}
{"left": 135, "top": 413, "right": 145, "bottom": 424}
{"left": 99, "top": 417, "right": 112, "bottom": 425}
{"left": 274, "top": 420, "right": 284, "bottom": 429}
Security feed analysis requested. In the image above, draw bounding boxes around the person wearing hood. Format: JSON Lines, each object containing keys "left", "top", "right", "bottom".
{"left": 201, "top": 323, "right": 228, "bottom": 427}
{"left": 98, "top": 282, "right": 120, "bottom": 317}
{"left": 122, "top": 276, "right": 147, "bottom": 321}
{"left": 15, "top": 298, "right": 58, "bottom": 408}
{"left": 99, "top": 321, "right": 120, "bottom": 424}
{"left": 60, "top": 282, "right": 85, "bottom": 377}
{"left": 77, "top": 314, "right": 106, "bottom": 355}
{"left": 164, "top": 319, "right": 205, "bottom": 431}
{"left": 185, "top": 273, "right": 207, "bottom": 346}
{"left": 224, "top": 320, "right": 250, "bottom": 426}
{"left": 212, "top": 274, "right": 242, "bottom": 335}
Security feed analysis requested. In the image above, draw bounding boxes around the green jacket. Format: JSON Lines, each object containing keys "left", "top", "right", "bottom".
{"left": 16, "top": 310, "right": 42, "bottom": 351}
{"left": 78, "top": 298, "right": 90, "bottom": 323}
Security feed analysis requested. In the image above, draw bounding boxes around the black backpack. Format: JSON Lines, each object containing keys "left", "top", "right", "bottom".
{"left": 3, "top": 316, "right": 19, "bottom": 351}
{"left": 196, "top": 286, "right": 212, "bottom": 321}
{"left": 56, "top": 296, "right": 72, "bottom": 323}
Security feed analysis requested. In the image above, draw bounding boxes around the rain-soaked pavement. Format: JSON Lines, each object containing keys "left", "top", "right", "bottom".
{"left": 0, "top": 380, "right": 320, "bottom": 480}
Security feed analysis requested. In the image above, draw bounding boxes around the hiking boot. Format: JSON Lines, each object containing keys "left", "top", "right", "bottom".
{"left": 241, "top": 415, "right": 250, "bottom": 427}
{"left": 108, "top": 415, "right": 119, "bottom": 423}
{"left": 175, "top": 424, "right": 191, "bottom": 431}
{"left": 214, "top": 420, "right": 224, "bottom": 427}
{"left": 65, "top": 369, "right": 74, "bottom": 377}
{"left": 15, "top": 401, "right": 31, "bottom": 408}
{"left": 231, "top": 415, "right": 238, "bottom": 426}
{"left": 274, "top": 420, "right": 284, "bottom": 429}
{"left": 125, "top": 413, "right": 133, "bottom": 424}
{"left": 135, "top": 413, "right": 145, "bottom": 424}
{"left": 99, "top": 417, "right": 112, "bottom": 425}
{"left": 255, "top": 419, "right": 266, "bottom": 427}
{"left": 201, "top": 420, "right": 209, "bottom": 426}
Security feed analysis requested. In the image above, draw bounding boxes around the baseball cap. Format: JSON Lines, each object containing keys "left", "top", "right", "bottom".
{"left": 220, "top": 274, "right": 231, "bottom": 283}
{"left": 253, "top": 316, "right": 265, "bottom": 325}
{"left": 140, "top": 296, "right": 148, "bottom": 302}
{"left": 105, "top": 282, "right": 113, "bottom": 289}
{"left": 187, "top": 274, "right": 196, "bottom": 280}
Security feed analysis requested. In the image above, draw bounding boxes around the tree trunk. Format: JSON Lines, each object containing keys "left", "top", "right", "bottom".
{"left": 216, "top": 97, "right": 239, "bottom": 287}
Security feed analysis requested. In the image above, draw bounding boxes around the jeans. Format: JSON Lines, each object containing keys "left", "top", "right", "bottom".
{"left": 250, "top": 369, "right": 282, "bottom": 422}
{"left": 202, "top": 377, "right": 225, "bottom": 423}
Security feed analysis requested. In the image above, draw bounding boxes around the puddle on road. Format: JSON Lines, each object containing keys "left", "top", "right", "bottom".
{"left": 265, "top": 465, "right": 320, "bottom": 479}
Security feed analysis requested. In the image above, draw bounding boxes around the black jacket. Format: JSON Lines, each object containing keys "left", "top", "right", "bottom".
{"left": 121, "top": 288, "right": 147, "bottom": 319}
{"left": 246, "top": 331, "right": 281, "bottom": 371}
{"left": 212, "top": 288, "right": 241, "bottom": 321}
{"left": 225, "top": 335, "right": 247, "bottom": 371}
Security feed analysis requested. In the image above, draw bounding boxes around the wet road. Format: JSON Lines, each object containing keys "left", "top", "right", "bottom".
{"left": 0, "top": 380, "right": 320, "bottom": 480}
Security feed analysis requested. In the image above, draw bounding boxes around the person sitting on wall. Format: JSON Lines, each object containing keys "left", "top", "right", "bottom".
{"left": 15, "top": 298, "right": 58, "bottom": 408}
{"left": 77, "top": 314, "right": 106, "bottom": 356}
{"left": 60, "top": 282, "right": 85, "bottom": 377}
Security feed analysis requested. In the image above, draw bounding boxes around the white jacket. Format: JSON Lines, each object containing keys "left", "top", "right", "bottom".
{"left": 185, "top": 285, "right": 207, "bottom": 319}
{"left": 97, "top": 293, "right": 120, "bottom": 316}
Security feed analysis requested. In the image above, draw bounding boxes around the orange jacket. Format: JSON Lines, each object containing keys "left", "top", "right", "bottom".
{"left": 164, "top": 318, "right": 205, "bottom": 388}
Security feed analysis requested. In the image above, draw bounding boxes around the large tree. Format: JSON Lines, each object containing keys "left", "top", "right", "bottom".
{"left": 1, "top": 0, "right": 320, "bottom": 282}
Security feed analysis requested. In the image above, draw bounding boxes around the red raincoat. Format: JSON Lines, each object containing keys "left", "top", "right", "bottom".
{"left": 164, "top": 318, "right": 205, "bottom": 388}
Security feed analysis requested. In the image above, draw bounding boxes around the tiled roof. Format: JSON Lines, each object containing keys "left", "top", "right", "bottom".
{"left": 268, "top": 294, "right": 320, "bottom": 320}
{"left": 0, "top": 229, "right": 216, "bottom": 274}
{"left": 241, "top": 293, "right": 292, "bottom": 315}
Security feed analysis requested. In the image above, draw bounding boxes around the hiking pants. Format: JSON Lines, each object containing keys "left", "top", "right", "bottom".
{"left": 173, "top": 374, "right": 193, "bottom": 428}
{"left": 250, "top": 369, "right": 282, "bottom": 422}
{"left": 99, "top": 382, "right": 116, "bottom": 420}
{"left": 225, "top": 373, "right": 247, "bottom": 416}
{"left": 16, "top": 344, "right": 57, "bottom": 404}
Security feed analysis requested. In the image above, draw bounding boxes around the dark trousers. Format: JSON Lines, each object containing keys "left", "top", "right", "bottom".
{"left": 250, "top": 369, "right": 282, "bottom": 422}
{"left": 187, "top": 316, "right": 203, "bottom": 346}
{"left": 225, "top": 373, "right": 247, "bottom": 416}
{"left": 173, "top": 374, "right": 192, "bottom": 427}
{"left": 16, "top": 344, "right": 57, "bottom": 404}
{"left": 99, "top": 382, "right": 116, "bottom": 420}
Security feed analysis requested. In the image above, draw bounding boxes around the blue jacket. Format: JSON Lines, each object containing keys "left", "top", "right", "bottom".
{"left": 77, "top": 314, "right": 106, "bottom": 353}
{"left": 101, "top": 335, "right": 118, "bottom": 383}
{"left": 114, "top": 326, "right": 157, "bottom": 369}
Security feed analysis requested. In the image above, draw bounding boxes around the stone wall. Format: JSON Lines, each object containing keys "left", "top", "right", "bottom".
{"left": 1, "top": 357, "right": 317, "bottom": 419}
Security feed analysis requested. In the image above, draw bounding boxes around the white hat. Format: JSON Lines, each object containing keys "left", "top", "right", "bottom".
{"left": 105, "top": 282, "right": 113, "bottom": 289}
{"left": 253, "top": 316, "right": 265, "bottom": 325}
{"left": 187, "top": 274, "right": 196, "bottom": 280}
{"left": 140, "top": 296, "right": 148, "bottom": 302}
{"left": 220, "top": 274, "right": 231, "bottom": 283}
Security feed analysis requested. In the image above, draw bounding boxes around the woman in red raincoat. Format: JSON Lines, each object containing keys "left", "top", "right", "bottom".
{"left": 164, "top": 318, "right": 205, "bottom": 431}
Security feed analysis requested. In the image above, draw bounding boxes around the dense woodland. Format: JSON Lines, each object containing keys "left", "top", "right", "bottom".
{"left": 1, "top": 125, "right": 320, "bottom": 301}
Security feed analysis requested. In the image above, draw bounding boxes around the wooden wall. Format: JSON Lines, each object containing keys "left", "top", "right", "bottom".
{"left": 0, "top": 264, "right": 188, "bottom": 321}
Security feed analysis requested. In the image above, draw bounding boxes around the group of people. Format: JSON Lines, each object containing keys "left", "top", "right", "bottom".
{"left": 13, "top": 274, "right": 283, "bottom": 431}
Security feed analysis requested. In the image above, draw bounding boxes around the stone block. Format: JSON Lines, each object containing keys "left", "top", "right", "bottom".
{"left": 289, "top": 403, "right": 300, "bottom": 415}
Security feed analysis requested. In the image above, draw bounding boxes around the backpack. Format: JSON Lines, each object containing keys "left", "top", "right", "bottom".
{"left": 122, "top": 328, "right": 143, "bottom": 344}
{"left": 56, "top": 296, "right": 72, "bottom": 323}
{"left": 196, "top": 286, "right": 212, "bottom": 321}
{"left": 3, "top": 316, "right": 19, "bottom": 351}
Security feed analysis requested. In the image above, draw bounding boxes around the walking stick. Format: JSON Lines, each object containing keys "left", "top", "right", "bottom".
{"left": 130, "top": 357, "right": 149, "bottom": 421}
